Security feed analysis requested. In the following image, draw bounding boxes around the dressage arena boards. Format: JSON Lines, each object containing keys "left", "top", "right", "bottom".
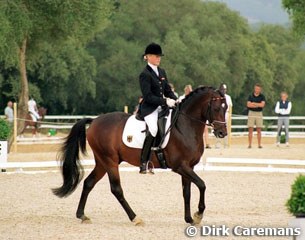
{"left": 1, "top": 139, "right": 305, "bottom": 240}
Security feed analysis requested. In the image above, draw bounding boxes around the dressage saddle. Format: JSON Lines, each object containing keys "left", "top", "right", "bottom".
{"left": 136, "top": 107, "right": 170, "bottom": 169}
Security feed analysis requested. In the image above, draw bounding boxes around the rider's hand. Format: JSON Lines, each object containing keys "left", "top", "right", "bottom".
{"left": 166, "top": 98, "right": 176, "bottom": 108}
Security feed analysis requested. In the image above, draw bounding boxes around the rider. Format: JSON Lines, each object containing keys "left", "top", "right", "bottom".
{"left": 28, "top": 96, "right": 40, "bottom": 122}
{"left": 139, "top": 42, "right": 177, "bottom": 174}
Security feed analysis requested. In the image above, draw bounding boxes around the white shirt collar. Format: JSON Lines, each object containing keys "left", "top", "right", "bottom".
{"left": 148, "top": 62, "right": 159, "bottom": 76}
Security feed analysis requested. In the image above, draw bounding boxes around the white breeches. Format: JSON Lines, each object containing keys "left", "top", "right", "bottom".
{"left": 30, "top": 111, "right": 40, "bottom": 122}
{"left": 144, "top": 106, "right": 162, "bottom": 137}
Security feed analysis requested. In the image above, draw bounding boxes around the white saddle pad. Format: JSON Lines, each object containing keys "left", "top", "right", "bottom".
{"left": 122, "top": 110, "right": 172, "bottom": 149}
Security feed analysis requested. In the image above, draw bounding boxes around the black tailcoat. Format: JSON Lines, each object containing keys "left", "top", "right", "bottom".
{"left": 139, "top": 65, "right": 177, "bottom": 117}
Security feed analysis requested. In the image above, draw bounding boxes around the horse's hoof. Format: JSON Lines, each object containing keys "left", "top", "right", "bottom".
{"left": 132, "top": 216, "right": 144, "bottom": 226}
{"left": 81, "top": 215, "right": 92, "bottom": 224}
{"left": 192, "top": 212, "right": 203, "bottom": 225}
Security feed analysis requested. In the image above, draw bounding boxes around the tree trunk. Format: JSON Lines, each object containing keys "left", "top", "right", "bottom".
{"left": 17, "top": 38, "right": 29, "bottom": 135}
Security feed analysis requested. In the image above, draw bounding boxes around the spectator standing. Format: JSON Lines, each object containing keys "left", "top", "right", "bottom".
{"left": 219, "top": 83, "right": 233, "bottom": 122}
{"left": 217, "top": 83, "right": 233, "bottom": 148}
{"left": 178, "top": 84, "right": 192, "bottom": 102}
{"left": 247, "top": 84, "right": 266, "bottom": 149}
{"left": 204, "top": 127, "right": 211, "bottom": 149}
{"left": 275, "top": 91, "right": 292, "bottom": 147}
{"left": 4, "top": 101, "right": 14, "bottom": 124}
{"left": 169, "top": 83, "right": 179, "bottom": 98}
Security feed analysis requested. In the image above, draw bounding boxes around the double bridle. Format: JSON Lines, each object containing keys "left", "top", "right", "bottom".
{"left": 157, "top": 95, "right": 226, "bottom": 148}
{"left": 206, "top": 96, "right": 227, "bottom": 127}
{"left": 178, "top": 96, "right": 227, "bottom": 127}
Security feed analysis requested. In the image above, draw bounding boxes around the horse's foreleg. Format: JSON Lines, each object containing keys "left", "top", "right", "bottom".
{"left": 36, "top": 123, "right": 40, "bottom": 137}
{"left": 182, "top": 176, "right": 193, "bottom": 224}
{"left": 107, "top": 165, "right": 142, "bottom": 226}
{"left": 76, "top": 165, "right": 106, "bottom": 223}
{"left": 20, "top": 123, "right": 26, "bottom": 137}
{"left": 176, "top": 166, "right": 206, "bottom": 225}
{"left": 32, "top": 126, "right": 36, "bottom": 137}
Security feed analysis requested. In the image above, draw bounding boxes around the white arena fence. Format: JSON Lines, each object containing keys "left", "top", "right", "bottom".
{"left": 19, "top": 115, "right": 305, "bottom": 136}
{"left": 1, "top": 114, "right": 305, "bottom": 136}
{"left": 230, "top": 115, "right": 305, "bottom": 137}
{"left": 0, "top": 114, "right": 305, "bottom": 138}
{"left": 1, "top": 114, "right": 304, "bottom": 174}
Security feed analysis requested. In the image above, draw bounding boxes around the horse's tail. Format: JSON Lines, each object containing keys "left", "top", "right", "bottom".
{"left": 52, "top": 118, "right": 94, "bottom": 198}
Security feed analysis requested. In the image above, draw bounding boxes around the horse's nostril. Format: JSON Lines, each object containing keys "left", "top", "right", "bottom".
{"left": 217, "top": 131, "right": 227, "bottom": 138}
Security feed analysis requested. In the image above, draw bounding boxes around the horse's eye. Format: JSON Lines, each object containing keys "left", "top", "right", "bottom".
{"left": 221, "top": 103, "right": 226, "bottom": 108}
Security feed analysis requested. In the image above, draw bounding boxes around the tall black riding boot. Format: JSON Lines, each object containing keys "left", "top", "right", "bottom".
{"left": 139, "top": 133, "right": 155, "bottom": 174}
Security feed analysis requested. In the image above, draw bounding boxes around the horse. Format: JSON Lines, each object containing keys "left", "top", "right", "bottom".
{"left": 20, "top": 107, "right": 47, "bottom": 136}
{"left": 52, "top": 86, "right": 227, "bottom": 225}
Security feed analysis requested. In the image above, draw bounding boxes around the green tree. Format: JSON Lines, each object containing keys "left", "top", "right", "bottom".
{"left": 256, "top": 25, "right": 302, "bottom": 114}
{"left": 0, "top": 0, "right": 112, "bottom": 131}
{"left": 233, "top": 33, "right": 276, "bottom": 115}
{"left": 291, "top": 51, "right": 305, "bottom": 115}
{"left": 29, "top": 40, "right": 97, "bottom": 114}
{"left": 89, "top": 0, "right": 252, "bottom": 113}
{"left": 283, "top": 0, "right": 305, "bottom": 35}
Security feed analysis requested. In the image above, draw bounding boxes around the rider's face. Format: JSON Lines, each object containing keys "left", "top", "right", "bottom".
{"left": 146, "top": 54, "right": 161, "bottom": 66}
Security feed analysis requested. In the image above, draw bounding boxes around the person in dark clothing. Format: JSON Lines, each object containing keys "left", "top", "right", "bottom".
{"left": 138, "top": 43, "right": 177, "bottom": 174}
{"left": 247, "top": 84, "right": 266, "bottom": 149}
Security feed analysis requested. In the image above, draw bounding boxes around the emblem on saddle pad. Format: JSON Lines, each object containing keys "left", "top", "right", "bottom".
{"left": 127, "top": 135, "right": 133, "bottom": 142}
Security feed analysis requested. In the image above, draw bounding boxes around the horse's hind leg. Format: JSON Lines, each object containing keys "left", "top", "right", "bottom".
{"left": 76, "top": 163, "right": 106, "bottom": 223}
{"left": 107, "top": 164, "right": 143, "bottom": 226}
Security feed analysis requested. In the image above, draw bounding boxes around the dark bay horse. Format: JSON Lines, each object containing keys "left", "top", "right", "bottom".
{"left": 20, "top": 107, "right": 47, "bottom": 136}
{"left": 53, "top": 86, "right": 227, "bottom": 225}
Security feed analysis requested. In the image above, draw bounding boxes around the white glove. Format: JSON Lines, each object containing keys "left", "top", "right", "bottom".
{"left": 166, "top": 98, "right": 176, "bottom": 108}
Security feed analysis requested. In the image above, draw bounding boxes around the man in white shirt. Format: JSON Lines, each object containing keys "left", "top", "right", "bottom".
{"left": 218, "top": 83, "right": 233, "bottom": 148}
{"left": 28, "top": 97, "right": 40, "bottom": 122}
{"left": 275, "top": 91, "right": 292, "bottom": 146}
{"left": 220, "top": 84, "right": 233, "bottom": 121}
{"left": 4, "top": 101, "right": 14, "bottom": 124}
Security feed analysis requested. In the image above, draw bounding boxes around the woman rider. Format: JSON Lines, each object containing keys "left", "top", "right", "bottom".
{"left": 139, "top": 43, "right": 177, "bottom": 174}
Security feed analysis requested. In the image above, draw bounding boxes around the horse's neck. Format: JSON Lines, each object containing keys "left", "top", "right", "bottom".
{"left": 175, "top": 95, "right": 210, "bottom": 139}
{"left": 180, "top": 93, "right": 210, "bottom": 122}
{"left": 38, "top": 108, "right": 45, "bottom": 118}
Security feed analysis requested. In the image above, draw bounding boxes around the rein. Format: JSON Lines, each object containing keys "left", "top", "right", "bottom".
{"left": 179, "top": 96, "right": 227, "bottom": 127}
{"left": 179, "top": 111, "right": 206, "bottom": 125}
{"left": 155, "top": 95, "right": 226, "bottom": 149}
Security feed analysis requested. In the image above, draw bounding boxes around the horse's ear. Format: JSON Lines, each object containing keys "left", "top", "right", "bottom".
{"left": 216, "top": 89, "right": 224, "bottom": 96}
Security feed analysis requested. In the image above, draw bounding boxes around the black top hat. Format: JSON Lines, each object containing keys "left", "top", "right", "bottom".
{"left": 144, "top": 43, "right": 164, "bottom": 56}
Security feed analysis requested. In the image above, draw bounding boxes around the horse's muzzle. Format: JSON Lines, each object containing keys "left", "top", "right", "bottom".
{"left": 213, "top": 127, "right": 227, "bottom": 138}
